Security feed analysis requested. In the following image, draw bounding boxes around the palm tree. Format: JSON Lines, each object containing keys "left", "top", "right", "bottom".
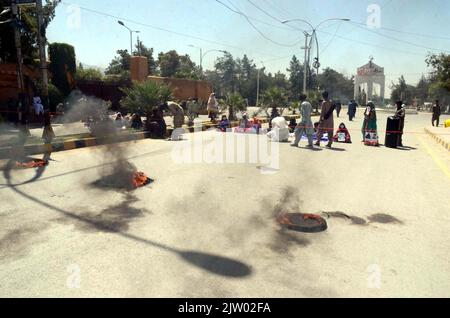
{"left": 262, "top": 87, "right": 288, "bottom": 117}
{"left": 226, "top": 92, "right": 246, "bottom": 121}
{"left": 120, "top": 81, "right": 172, "bottom": 120}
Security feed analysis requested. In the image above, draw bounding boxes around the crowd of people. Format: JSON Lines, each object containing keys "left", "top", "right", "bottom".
{"left": 88, "top": 90, "right": 446, "bottom": 148}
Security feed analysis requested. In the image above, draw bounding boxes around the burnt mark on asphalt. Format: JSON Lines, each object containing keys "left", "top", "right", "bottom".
{"left": 322, "top": 211, "right": 402, "bottom": 226}
{"left": 0, "top": 223, "right": 49, "bottom": 262}
{"left": 270, "top": 228, "right": 311, "bottom": 255}
{"left": 368, "top": 213, "right": 403, "bottom": 224}
{"left": 322, "top": 211, "right": 368, "bottom": 226}
{"left": 58, "top": 194, "right": 150, "bottom": 233}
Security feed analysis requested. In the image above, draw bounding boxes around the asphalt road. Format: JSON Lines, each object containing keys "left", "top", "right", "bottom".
{"left": 0, "top": 111, "right": 449, "bottom": 297}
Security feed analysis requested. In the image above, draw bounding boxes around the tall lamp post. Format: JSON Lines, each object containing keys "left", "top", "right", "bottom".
{"left": 256, "top": 61, "right": 265, "bottom": 107}
{"left": 282, "top": 18, "right": 350, "bottom": 93}
{"left": 188, "top": 45, "right": 226, "bottom": 76}
{"left": 118, "top": 20, "right": 140, "bottom": 54}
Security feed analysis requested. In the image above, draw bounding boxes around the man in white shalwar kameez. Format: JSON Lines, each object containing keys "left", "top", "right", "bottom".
{"left": 291, "top": 94, "right": 315, "bottom": 148}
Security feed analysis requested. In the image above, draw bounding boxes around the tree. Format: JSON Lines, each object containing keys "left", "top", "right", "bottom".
{"left": 176, "top": 54, "right": 198, "bottom": 80}
{"left": 158, "top": 50, "right": 180, "bottom": 78}
{"left": 105, "top": 49, "right": 131, "bottom": 75}
{"left": 120, "top": 81, "right": 172, "bottom": 119}
{"left": 414, "top": 75, "right": 430, "bottom": 103}
{"left": 214, "top": 52, "right": 237, "bottom": 95}
{"left": 261, "top": 87, "right": 288, "bottom": 117}
{"left": 133, "top": 40, "right": 158, "bottom": 75}
{"left": 225, "top": 92, "right": 246, "bottom": 121}
{"left": 317, "top": 67, "right": 353, "bottom": 101}
{"left": 287, "top": 55, "right": 304, "bottom": 100}
{"left": 48, "top": 42, "right": 76, "bottom": 96}
{"left": 0, "top": 0, "right": 61, "bottom": 63}
{"left": 390, "top": 75, "right": 415, "bottom": 104}
{"left": 426, "top": 53, "right": 450, "bottom": 105}
{"left": 75, "top": 68, "right": 103, "bottom": 81}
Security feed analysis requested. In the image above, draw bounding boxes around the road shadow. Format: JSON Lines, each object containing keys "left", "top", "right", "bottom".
{"left": 396, "top": 146, "right": 418, "bottom": 151}
{"left": 296, "top": 146, "right": 323, "bottom": 152}
{"left": 1, "top": 152, "right": 51, "bottom": 187}
{"left": 3, "top": 168, "right": 252, "bottom": 278}
{"left": 323, "top": 147, "right": 346, "bottom": 152}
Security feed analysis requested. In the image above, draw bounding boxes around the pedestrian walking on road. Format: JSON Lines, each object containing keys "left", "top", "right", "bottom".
{"left": 291, "top": 94, "right": 315, "bottom": 148}
{"left": 362, "top": 101, "right": 379, "bottom": 146}
{"left": 394, "top": 101, "right": 406, "bottom": 147}
{"left": 335, "top": 101, "right": 342, "bottom": 118}
{"left": 348, "top": 100, "right": 357, "bottom": 121}
{"left": 432, "top": 100, "right": 441, "bottom": 127}
{"left": 315, "top": 91, "right": 335, "bottom": 148}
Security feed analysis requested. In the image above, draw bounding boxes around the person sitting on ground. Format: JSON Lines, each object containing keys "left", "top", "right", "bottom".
{"left": 267, "top": 116, "right": 290, "bottom": 142}
{"left": 252, "top": 116, "right": 262, "bottom": 134}
{"left": 115, "top": 112, "right": 124, "bottom": 128}
{"left": 269, "top": 107, "right": 281, "bottom": 130}
{"left": 130, "top": 113, "right": 143, "bottom": 130}
{"left": 288, "top": 118, "right": 297, "bottom": 133}
{"left": 333, "top": 122, "right": 352, "bottom": 143}
{"left": 218, "top": 115, "right": 230, "bottom": 132}
{"left": 147, "top": 107, "right": 167, "bottom": 139}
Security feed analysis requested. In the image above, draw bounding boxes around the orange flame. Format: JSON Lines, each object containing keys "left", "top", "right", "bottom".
{"left": 133, "top": 171, "right": 150, "bottom": 188}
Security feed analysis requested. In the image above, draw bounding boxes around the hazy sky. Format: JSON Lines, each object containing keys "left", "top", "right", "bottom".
{"left": 47, "top": 0, "right": 450, "bottom": 94}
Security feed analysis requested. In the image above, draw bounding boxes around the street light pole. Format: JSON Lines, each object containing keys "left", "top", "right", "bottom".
{"left": 189, "top": 45, "right": 226, "bottom": 76}
{"left": 36, "top": 0, "right": 49, "bottom": 111}
{"left": 256, "top": 62, "right": 264, "bottom": 107}
{"left": 302, "top": 32, "right": 310, "bottom": 94}
{"left": 118, "top": 21, "right": 140, "bottom": 54}
{"left": 283, "top": 18, "right": 350, "bottom": 94}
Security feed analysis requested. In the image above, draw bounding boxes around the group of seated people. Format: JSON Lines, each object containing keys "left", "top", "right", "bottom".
{"left": 267, "top": 116, "right": 352, "bottom": 144}
{"left": 114, "top": 112, "right": 143, "bottom": 130}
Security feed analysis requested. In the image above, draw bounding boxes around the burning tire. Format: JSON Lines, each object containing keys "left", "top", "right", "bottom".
{"left": 277, "top": 213, "right": 328, "bottom": 233}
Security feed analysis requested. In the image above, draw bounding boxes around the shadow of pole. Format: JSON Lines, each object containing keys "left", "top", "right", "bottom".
{"left": 3, "top": 165, "right": 252, "bottom": 279}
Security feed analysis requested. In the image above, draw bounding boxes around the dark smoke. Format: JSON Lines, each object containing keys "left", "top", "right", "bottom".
{"left": 61, "top": 91, "right": 139, "bottom": 191}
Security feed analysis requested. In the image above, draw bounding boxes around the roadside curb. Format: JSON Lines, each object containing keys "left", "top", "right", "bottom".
{"left": 0, "top": 115, "right": 303, "bottom": 159}
{"left": 424, "top": 128, "right": 450, "bottom": 152}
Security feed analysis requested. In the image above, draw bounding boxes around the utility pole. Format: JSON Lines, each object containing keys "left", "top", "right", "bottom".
{"left": 302, "top": 32, "right": 310, "bottom": 94}
{"left": 256, "top": 62, "right": 264, "bottom": 107}
{"left": 36, "top": 0, "right": 49, "bottom": 111}
{"left": 11, "top": 0, "right": 25, "bottom": 120}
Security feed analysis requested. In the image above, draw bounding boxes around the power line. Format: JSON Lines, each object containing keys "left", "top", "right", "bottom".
{"left": 246, "top": 0, "right": 284, "bottom": 24}
{"left": 60, "top": 1, "right": 284, "bottom": 59}
{"left": 215, "top": 0, "right": 302, "bottom": 47}
{"left": 217, "top": 0, "right": 296, "bottom": 31}
{"left": 316, "top": 29, "right": 428, "bottom": 57}
{"left": 261, "top": 0, "right": 293, "bottom": 20}
{"left": 350, "top": 20, "right": 450, "bottom": 41}
{"left": 349, "top": 22, "right": 450, "bottom": 54}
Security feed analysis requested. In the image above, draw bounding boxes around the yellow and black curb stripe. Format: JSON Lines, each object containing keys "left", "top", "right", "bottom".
{"left": 0, "top": 115, "right": 303, "bottom": 159}
{"left": 424, "top": 128, "right": 450, "bottom": 152}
